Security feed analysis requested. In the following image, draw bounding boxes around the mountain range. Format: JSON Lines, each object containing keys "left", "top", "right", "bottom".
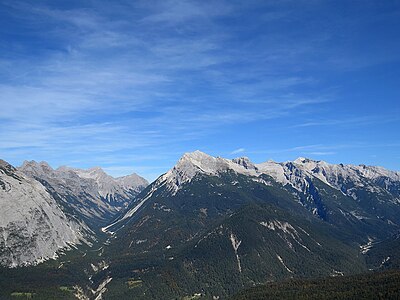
{"left": 20, "top": 160, "right": 148, "bottom": 228}
{"left": 0, "top": 159, "right": 148, "bottom": 269}
{"left": 0, "top": 151, "right": 399, "bottom": 299}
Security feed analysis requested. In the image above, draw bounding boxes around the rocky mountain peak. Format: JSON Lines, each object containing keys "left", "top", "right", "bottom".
{"left": 21, "top": 160, "right": 54, "bottom": 176}
{"left": 0, "top": 159, "right": 15, "bottom": 171}
{"left": 179, "top": 150, "right": 215, "bottom": 164}
{"left": 116, "top": 173, "right": 148, "bottom": 189}
{"left": 294, "top": 157, "right": 313, "bottom": 164}
{"left": 174, "top": 151, "right": 222, "bottom": 177}
{"left": 232, "top": 157, "right": 257, "bottom": 170}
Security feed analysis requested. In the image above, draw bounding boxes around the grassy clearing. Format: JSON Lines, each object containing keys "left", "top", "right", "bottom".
{"left": 59, "top": 286, "right": 74, "bottom": 293}
{"left": 10, "top": 292, "right": 36, "bottom": 298}
{"left": 127, "top": 279, "right": 143, "bottom": 288}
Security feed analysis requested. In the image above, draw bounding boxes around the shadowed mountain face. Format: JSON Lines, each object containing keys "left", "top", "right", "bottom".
{"left": 98, "top": 151, "right": 400, "bottom": 299}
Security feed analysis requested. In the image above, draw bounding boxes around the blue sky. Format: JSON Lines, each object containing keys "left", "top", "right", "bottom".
{"left": 1, "top": 0, "right": 399, "bottom": 181}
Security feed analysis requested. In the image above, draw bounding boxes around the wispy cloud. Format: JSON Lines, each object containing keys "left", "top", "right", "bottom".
{"left": 305, "top": 151, "right": 336, "bottom": 156}
{"left": 230, "top": 148, "right": 245, "bottom": 155}
{"left": 292, "top": 116, "right": 400, "bottom": 128}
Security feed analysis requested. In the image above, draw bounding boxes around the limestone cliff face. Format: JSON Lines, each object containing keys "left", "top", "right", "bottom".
{"left": 0, "top": 159, "right": 86, "bottom": 267}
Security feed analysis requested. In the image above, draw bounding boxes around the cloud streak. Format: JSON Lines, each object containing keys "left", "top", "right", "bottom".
{"left": 230, "top": 148, "right": 245, "bottom": 155}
